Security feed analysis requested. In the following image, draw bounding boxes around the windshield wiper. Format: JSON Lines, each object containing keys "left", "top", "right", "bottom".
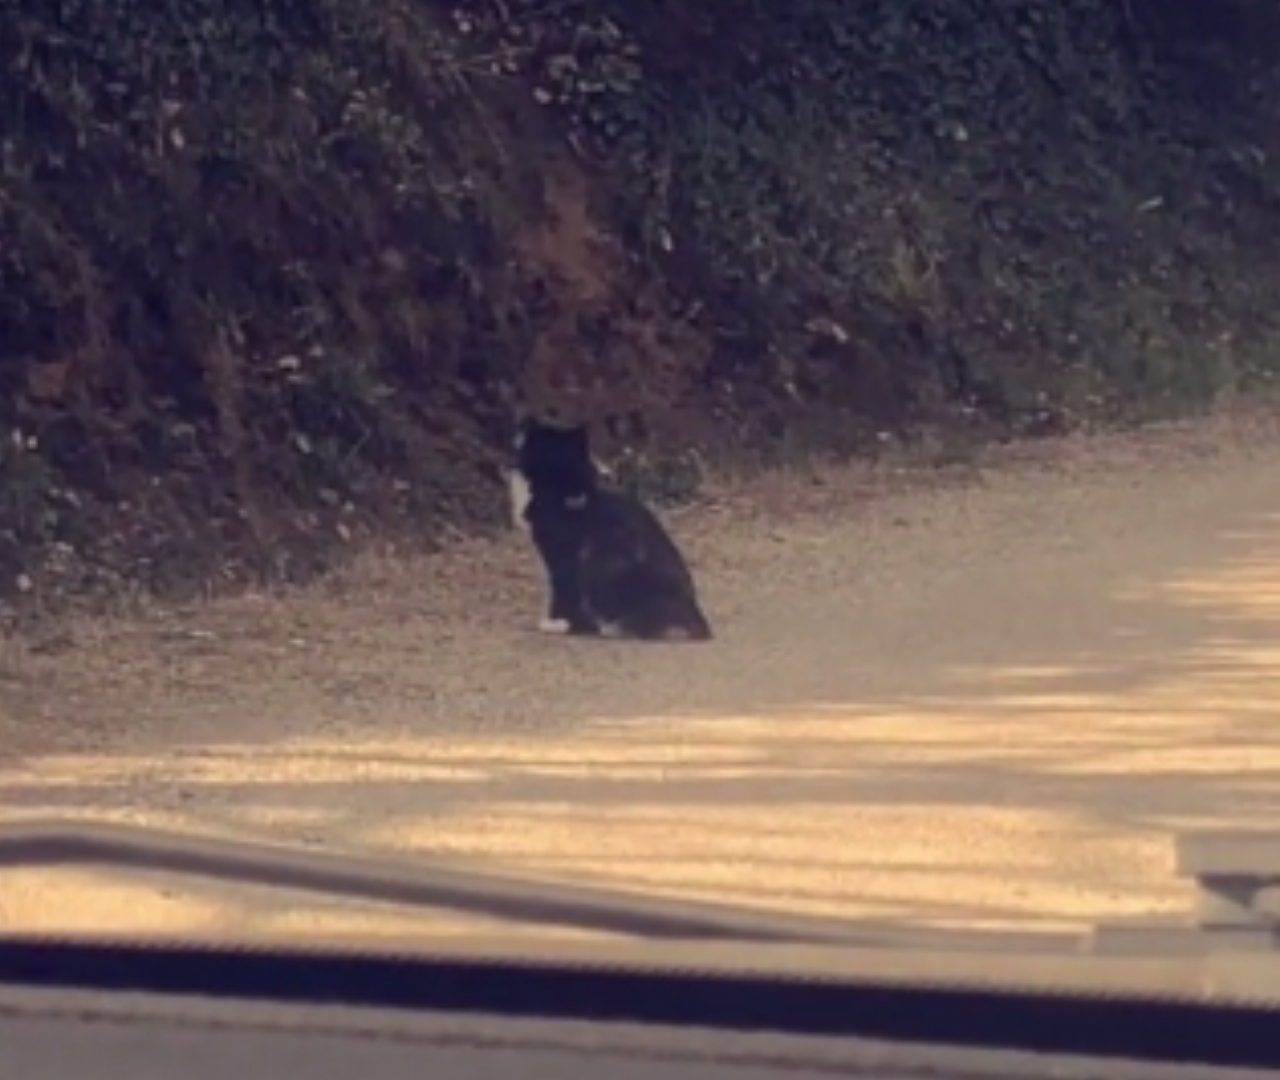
{"left": 0, "top": 818, "right": 1081, "bottom": 950}
{"left": 0, "top": 818, "right": 1278, "bottom": 1071}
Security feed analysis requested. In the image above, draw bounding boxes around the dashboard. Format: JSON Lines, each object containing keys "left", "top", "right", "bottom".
{"left": 3, "top": 820, "right": 1279, "bottom": 1080}
{"left": 2, "top": 984, "right": 1270, "bottom": 1080}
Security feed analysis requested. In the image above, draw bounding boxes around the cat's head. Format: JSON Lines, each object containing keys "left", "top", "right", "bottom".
{"left": 515, "top": 413, "right": 598, "bottom": 498}
{"left": 516, "top": 412, "right": 590, "bottom": 458}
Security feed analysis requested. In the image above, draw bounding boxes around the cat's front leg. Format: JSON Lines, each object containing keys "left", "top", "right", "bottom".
{"left": 544, "top": 564, "right": 596, "bottom": 636}
{"left": 539, "top": 614, "right": 597, "bottom": 636}
{"left": 563, "top": 612, "right": 598, "bottom": 636}
{"left": 528, "top": 502, "right": 595, "bottom": 636}
{"left": 546, "top": 590, "right": 596, "bottom": 636}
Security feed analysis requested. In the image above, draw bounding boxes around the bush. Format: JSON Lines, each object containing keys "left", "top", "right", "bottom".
{"left": 2, "top": 0, "right": 1279, "bottom": 622}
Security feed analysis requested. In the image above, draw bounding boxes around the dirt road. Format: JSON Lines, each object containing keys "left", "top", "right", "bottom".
{"left": 2, "top": 411, "right": 1279, "bottom": 942}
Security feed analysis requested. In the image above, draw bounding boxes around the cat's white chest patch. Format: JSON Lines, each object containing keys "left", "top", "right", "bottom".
{"left": 507, "top": 470, "right": 531, "bottom": 532}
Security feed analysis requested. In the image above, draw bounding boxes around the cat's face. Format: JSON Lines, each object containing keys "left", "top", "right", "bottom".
{"left": 516, "top": 419, "right": 595, "bottom": 488}
{"left": 516, "top": 416, "right": 590, "bottom": 463}
{"left": 509, "top": 417, "right": 594, "bottom": 529}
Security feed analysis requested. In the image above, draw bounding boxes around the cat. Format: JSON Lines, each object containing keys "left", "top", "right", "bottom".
{"left": 511, "top": 416, "right": 713, "bottom": 642}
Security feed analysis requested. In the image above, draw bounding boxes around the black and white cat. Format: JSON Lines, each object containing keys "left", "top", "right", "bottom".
{"left": 510, "top": 416, "right": 713, "bottom": 642}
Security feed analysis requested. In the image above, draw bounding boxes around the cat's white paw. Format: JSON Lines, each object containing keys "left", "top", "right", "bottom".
{"left": 598, "top": 621, "right": 625, "bottom": 639}
{"left": 537, "top": 617, "right": 571, "bottom": 635}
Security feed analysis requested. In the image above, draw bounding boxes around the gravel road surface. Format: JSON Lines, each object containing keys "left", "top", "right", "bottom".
{"left": 2, "top": 411, "right": 1278, "bottom": 943}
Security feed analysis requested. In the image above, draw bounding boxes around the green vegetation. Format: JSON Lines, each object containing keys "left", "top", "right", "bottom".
{"left": 2, "top": 0, "right": 1278, "bottom": 624}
